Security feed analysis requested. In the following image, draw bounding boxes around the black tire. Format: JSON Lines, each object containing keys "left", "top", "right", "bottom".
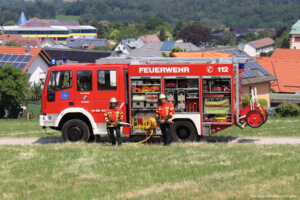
{"left": 170, "top": 120, "right": 197, "bottom": 142}
{"left": 62, "top": 119, "right": 90, "bottom": 142}
{"left": 246, "top": 110, "right": 264, "bottom": 128}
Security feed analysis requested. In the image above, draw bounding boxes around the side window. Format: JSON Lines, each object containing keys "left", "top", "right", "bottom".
{"left": 77, "top": 70, "right": 92, "bottom": 91}
{"left": 55, "top": 71, "right": 72, "bottom": 91}
{"left": 47, "top": 71, "right": 56, "bottom": 102}
{"left": 97, "top": 70, "right": 117, "bottom": 90}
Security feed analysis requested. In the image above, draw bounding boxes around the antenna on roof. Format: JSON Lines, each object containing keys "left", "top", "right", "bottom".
{"left": 238, "top": 43, "right": 245, "bottom": 52}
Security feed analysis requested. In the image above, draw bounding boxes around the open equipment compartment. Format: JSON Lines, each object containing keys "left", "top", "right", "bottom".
{"left": 163, "top": 76, "right": 200, "bottom": 112}
{"left": 202, "top": 76, "right": 232, "bottom": 124}
{"left": 130, "top": 76, "right": 161, "bottom": 134}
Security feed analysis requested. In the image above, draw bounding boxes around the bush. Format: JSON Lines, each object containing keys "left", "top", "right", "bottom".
{"left": 258, "top": 99, "right": 268, "bottom": 107}
{"left": 242, "top": 94, "right": 250, "bottom": 108}
{"left": 278, "top": 102, "right": 300, "bottom": 117}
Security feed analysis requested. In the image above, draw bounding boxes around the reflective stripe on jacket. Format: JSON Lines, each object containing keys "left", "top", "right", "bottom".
{"left": 156, "top": 102, "right": 175, "bottom": 124}
{"left": 104, "top": 106, "right": 124, "bottom": 127}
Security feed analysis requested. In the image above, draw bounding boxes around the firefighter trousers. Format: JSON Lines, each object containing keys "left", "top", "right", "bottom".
{"left": 108, "top": 127, "right": 122, "bottom": 146}
{"left": 160, "top": 123, "right": 171, "bottom": 145}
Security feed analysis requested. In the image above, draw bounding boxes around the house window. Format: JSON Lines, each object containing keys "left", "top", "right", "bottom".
{"left": 123, "top": 47, "right": 125, "bottom": 50}
{"left": 295, "top": 37, "right": 300, "bottom": 42}
{"left": 118, "top": 47, "right": 120, "bottom": 50}
{"left": 97, "top": 70, "right": 117, "bottom": 90}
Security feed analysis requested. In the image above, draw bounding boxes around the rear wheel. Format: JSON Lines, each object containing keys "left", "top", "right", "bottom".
{"left": 62, "top": 119, "right": 90, "bottom": 142}
{"left": 170, "top": 121, "right": 197, "bottom": 142}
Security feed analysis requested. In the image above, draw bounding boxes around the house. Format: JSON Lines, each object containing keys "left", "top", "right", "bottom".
{"left": 136, "top": 34, "right": 160, "bottom": 48}
{"left": 0, "top": 46, "right": 51, "bottom": 84}
{"left": 244, "top": 38, "right": 275, "bottom": 56}
{"left": 44, "top": 48, "right": 116, "bottom": 63}
{"left": 2, "top": 37, "right": 41, "bottom": 48}
{"left": 233, "top": 28, "right": 249, "bottom": 37}
{"left": 66, "top": 38, "right": 113, "bottom": 49}
{"left": 253, "top": 56, "right": 300, "bottom": 94}
{"left": 40, "top": 38, "right": 56, "bottom": 48}
{"left": 289, "top": 20, "right": 300, "bottom": 49}
{"left": 129, "top": 41, "right": 201, "bottom": 57}
{"left": 114, "top": 38, "right": 138, "bottom": 55}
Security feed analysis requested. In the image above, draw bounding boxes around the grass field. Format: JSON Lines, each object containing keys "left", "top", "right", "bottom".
{"left": 56, "top": 15, "right": 79, "bottom": 21}
{"left": 0, "top": 143, "right": 299, "bottom": 199}
{"left": 0, "top": 116, "right": 300, "bottom": 139}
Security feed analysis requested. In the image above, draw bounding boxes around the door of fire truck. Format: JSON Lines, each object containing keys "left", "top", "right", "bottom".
{"left": 92, "top": 65, "right": 127, "bottom": 134}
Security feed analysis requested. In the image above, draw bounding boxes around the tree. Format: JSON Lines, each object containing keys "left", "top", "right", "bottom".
{"left": 180, "top": 25, "right": 212, "bottom": 46}
{"left": 0, "top": 64, "right": 31, "bottom": 118}
{"left": 3, "top": 21, "right": 15, "bottom": 26}
{"left": 223, "top": 30, "right": 236, "bottom": 46}
{"left": 145, "top": 17, "right": 164, "bottom": 30}
{"left": 246, "top": 30, "right": 256, "bottom": 42}
{"left": 256, "top": 30, "right": 271, "bottom": 40}
{"left": 173, "top": 20, "right": 185, "bottom": 40}
{"left": 159, "top": 27, "right": 166, "bottom": 41}
{"left": 162, "top": 46, "right": 186, "bottom": 57}
{"left": 4, "top": 41, "right": 20, "bottom": 47}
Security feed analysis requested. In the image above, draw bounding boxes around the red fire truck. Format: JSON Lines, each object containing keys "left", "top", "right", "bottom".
{"left": 39, "top": 56, "right": 267, "bottom": 142}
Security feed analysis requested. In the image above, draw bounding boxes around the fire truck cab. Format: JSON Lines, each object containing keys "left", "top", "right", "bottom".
{"left": 40, "top": 57, "right": 266, "bottom": 142}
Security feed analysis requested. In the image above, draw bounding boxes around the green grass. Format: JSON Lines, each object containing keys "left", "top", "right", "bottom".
{"left": 0, "top": 119, "right": 60, "bottom": 138}
{"left": 0, "top": 143, "right": 299, "bottom": 199}
{"left": 216, "top": 116, "right": 300, "bottom": 138}
{"left": 56, "top": 15, "right": 79, "bottom": 21}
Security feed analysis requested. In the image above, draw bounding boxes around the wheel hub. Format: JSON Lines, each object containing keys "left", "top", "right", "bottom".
{"left": 68, "top": 127, "right": 83, "bottom": 141}
{"left": 176, "top": 126, "right": 190, "bottom": 140}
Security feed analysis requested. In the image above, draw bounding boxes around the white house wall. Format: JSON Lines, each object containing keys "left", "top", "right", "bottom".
{"left": 244, "top": 44, "right": 256, "bottom": 56}
{"left": 27, "top": 55, "right": 49, "bottom": 84}
{"left": 290, "top": 34, "right": 300, "bottom": 49}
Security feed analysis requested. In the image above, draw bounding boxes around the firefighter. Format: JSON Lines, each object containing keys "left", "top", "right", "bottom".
{"left": 156, "top": 93, "right": 175, "bottom": 146}
{"left": 104, "top": 97, "right": 123, "bottom": 146}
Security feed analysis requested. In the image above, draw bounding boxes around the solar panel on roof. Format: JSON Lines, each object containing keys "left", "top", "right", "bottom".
{"left": 259, "top": 68, "right": 270, "bottom": 75}
{"left": 48, "top": 21, "right": 80, "bottom": 26}
{"left": 241, "top": 70, "right": 257, "bottom": 78}
{"left": 18, "top": 63, "right": 27, "bottom": 70}
{"left": 160, "top": 41, "right": 176, "bottom": 51}
{"left": 0, "top": 62, "right": 6, "bottom": 66}
{"left": 2, "top": 54, "right": 12, "bottom": 61}
{"left": 22, "top": 55, "right": 33, "bottom": 63}
{"left": 9, "top": 55, "right": 18, "bottom": 62}
{"left": 12, "top": 62, "right": 20, "bottom": 68}
{"left": 16, "top": 55, "right": 26, "bottom": 62}
{"left": 0, "top": 54, "right": 4, "bottom": 60}
{"left": 254, "top": 69, "right": 265, "bottom": 77}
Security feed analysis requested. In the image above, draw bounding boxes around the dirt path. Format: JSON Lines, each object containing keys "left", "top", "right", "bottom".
{"left": 0, "top": 137, "right": 300, "bottom": 145}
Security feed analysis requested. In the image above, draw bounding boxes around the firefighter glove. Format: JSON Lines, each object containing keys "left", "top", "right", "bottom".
{"left": 106, "top": 121, "right": 112, "bottom": 126}
{"left": 165, "top": 114, "right": 171, "bottom": 121}
{"left": 155, "top": 116, "right": 160, "bottom": 122}
{"left": 117, "top": 119, "right": 121, "bottom": 124}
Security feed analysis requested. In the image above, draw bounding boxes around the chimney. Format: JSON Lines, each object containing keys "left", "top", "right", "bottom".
{"left": 26, "top": 42, "right": 31, "bottom": 54}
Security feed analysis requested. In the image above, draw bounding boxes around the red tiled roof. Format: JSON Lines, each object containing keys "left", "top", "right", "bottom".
{"left": 0, "top": 35, "right": 22, "bottom": 40}
{"left": 0, "top": 46, "right": 51, "bottom": 73}
{"left": 139, "top": 34, "right": 160, "bottom": 44}
{"left": 248, "top": 38, "right": 274, "bottom": 49}
{"left": 271, "top": 48, "right": 300, "bottom": 59}
{"left": 2, "top": 38, "right": 41, "bottom": 48}
{"left": 253, "top": 57, "right": 300, "bottom": 93}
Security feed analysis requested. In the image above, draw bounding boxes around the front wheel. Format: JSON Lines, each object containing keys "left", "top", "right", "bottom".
{"left": 246, "top": 110, "right": 264, "bottom": 128}
{"left": 170, "top": 121, "right": 197, "bottom": 142}
{"left": 62, "top": 119, "right": 90, "bottom": 142}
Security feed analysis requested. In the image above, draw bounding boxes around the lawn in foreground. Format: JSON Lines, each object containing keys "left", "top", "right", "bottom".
{"left": 0, "top": 143, "right": 299, "bottom": 199}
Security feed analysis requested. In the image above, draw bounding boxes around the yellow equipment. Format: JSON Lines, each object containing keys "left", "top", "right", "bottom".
{"left": 132, "top": 117, "right": 157, "bottom": 131}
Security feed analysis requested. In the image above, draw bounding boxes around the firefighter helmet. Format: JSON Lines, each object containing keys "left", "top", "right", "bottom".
{"left": 110, "top": 97, "right": 118, "bottom": 107}
{"left": 159, "top": 93, "right": 167, "bottom": 100}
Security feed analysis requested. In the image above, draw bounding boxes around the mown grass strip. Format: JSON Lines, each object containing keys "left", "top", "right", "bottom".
{"left": 0, "top": 143, "right": 298, "bottom": 199}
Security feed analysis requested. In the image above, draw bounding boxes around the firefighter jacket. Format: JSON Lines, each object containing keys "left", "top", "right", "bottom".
{"left": 156, "top": 101, "right": 175, "bottom": 124}
{"left": 104, "top": 106, "right": 124, "bottom": 127}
